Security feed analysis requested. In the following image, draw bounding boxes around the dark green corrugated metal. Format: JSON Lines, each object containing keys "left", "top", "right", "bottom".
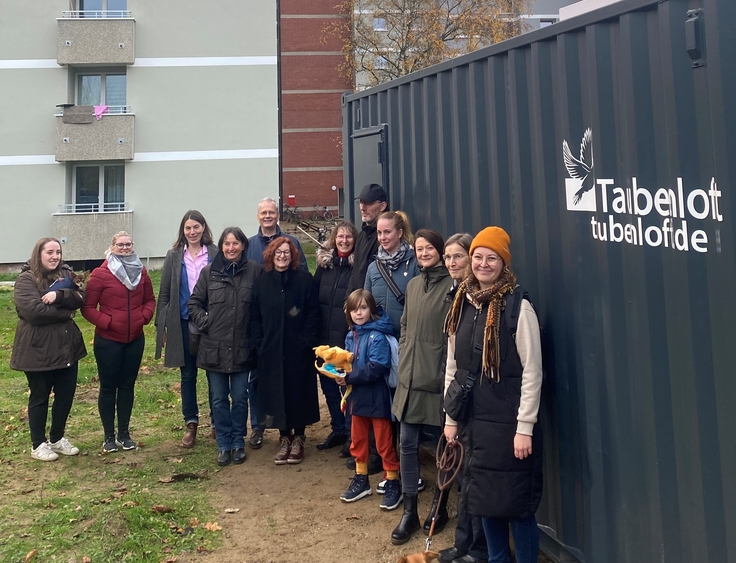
{"left": 342, "top": 0, "right": 736, "bottom": 561}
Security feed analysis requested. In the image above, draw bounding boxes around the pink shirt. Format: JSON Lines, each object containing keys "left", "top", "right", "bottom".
{"left": 183, "top": 246, "right": 209, "bottom": 294}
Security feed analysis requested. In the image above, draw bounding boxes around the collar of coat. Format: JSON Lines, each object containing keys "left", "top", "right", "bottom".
{"left": 316, "top": 245, "right": 355, "bottom": 269}
{"left": 257, "top": 225, "right": 284, "bottom": 243}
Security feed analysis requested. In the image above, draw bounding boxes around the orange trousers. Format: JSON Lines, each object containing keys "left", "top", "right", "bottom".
{"left": 350, "top": 415, "right": 400, "bottom": 472}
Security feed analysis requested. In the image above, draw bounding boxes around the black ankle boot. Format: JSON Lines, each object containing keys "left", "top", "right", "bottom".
{"left": 391, "top": 493, "right": 420, "bottom": 545}
{"left": 423, "top": 487, "right": 449, "bottom": 534}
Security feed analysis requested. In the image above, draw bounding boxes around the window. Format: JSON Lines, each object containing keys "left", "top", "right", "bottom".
{"left": 375, "top": 55, "right": 388, "bottom": 69}
{"left": 76, "top": 72, "right": 126, "bottom": 108}
{"left": 373, "top": 17, "right": 388, "bottom": 31}
{"left": 78, "top": 0, "right": 127, "bottom": 17}
{"left": 74, "top": 164, "right": 125, "bottom": 212}
{"left": 539, "top": 19, "right": 556, "bottom": 28}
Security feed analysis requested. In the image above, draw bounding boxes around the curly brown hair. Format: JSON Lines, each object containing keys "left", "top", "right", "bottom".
{"left": 262, "top": 236, "right": 300, "bottom": 272}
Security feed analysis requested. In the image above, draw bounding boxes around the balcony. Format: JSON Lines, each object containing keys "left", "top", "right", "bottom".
{"left": 52, "top": 207, "right": 133, "bottom": 261}
{"left": 55, "top": 106, "right": 134, "bottom": 162}
{"left": 57, "top": 12, "right": 135, "bottom": 66}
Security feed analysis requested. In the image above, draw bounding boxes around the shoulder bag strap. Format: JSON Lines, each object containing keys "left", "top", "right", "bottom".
{"left": 375, "top": 259, "right": 405, "bottom": 305}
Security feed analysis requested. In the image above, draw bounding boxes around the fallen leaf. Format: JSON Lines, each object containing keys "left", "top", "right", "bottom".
{"left": 159, "top": 472, "right": 208, "bottom": 484}
{"left": 152, "top": 504, "right": 174, "bottom": 514}
{"left": 161, "top": 558, "right": 176, "bottom": 563}
{"left": 21, "top": 488, "right": 34, "bottom": 495}
{"left": 82, "top": 557, "right": 91, "bottom": 563}
{"left": 224, "top": 508, "right": 240, "bottom": 513}
{"left": 111, "top": 492, "right": 126, "bottom": 499}
{"left": 75, "top": 505, "right": 82, "bottom": 511}
{"left": 346, "top": 514, "right": 361, "bottom": 520}
{"left": 24, "top": 549, "right": 37, "bottom": 562}
{"left": 203, "top": 521, "right": 221, "bottom": 532}
{"left": 171, "top": 382, "right": 181, "bottom": 392}
{"left": 164, "top": 457, "right": 183, "bottom": 464}
{"left": 122, "top": 501, "right": 139, "bottom": 508}
{"left": 196, "top": 546, "right": 210, "bottom": 554}
{"left": 189, "top": 517, "right": 199, "bottom": 527}
{"left": 58, "top": 492, "right": 67, "bottom": 497}
{"left": 4, "top": 425, "right": 14, "bottom": 432}
{"left": 163, "top": 546, "right": 172, "bottom": 553}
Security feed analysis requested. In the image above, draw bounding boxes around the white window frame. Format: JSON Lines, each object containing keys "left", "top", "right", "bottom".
{"left": 373, "top": 17, "right": 388, "bottom": 31}
{"left": 72, "top": 162, "right": 126, "bottom": 213}
{"left": 75, "top": 70, "right": 127, "bottom": 108}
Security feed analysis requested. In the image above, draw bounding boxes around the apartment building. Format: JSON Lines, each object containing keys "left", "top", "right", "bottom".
{"left": 0, "top": 0, "right": 278, "bottom": 267}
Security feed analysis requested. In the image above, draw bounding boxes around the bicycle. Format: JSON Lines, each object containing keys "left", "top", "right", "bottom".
{"left": 311, "top": 205, "right": 334, "bottom": 222}
{"left": 281, "top": 204, "right": 301, "bottom": 222}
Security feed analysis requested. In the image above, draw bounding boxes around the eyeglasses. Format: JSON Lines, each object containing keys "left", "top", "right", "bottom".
{"left": 274, "top": 250, "right": 291, "bottom": 256}
{"left": 443, "top": 253, "right": 467, "bottom": 263}
{"left": 115, "top": 243, "right": 133, "bottom": 249}
{"left": 471, "top": 254, "right": 502, "bottom": 266}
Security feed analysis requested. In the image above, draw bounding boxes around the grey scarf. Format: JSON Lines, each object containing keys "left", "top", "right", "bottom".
{"left": 107, "top": 252, "right": 143, "bottom": 290}
{"left": 376, "top": 240, "right": 410, "bottom": 271}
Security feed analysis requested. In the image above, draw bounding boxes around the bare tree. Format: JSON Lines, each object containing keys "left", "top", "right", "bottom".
{"left": 325, "top": 0, "right": 534, "bottom": 89}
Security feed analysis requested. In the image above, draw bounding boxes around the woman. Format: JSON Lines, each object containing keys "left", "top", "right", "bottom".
{"left": 443, "top": 227, "right": 543, "bottom": 563}
{"left": 313, "top": 221, "right": 358, "bottom": 453}
{"left": 82, "top": 231, "right": 155, "bottom": 453}
{"left": 390, "top": 229, "right": 451, "bottom": 544}
{"left": 250, "top": 237, "right": 321, "bottom": 465}
{"left": 364, "top": 211, "right": 419, "bottom": 339}
{"left": 188, "top": 227, "right": 261, "bottom": 467}
{"left": 155, "top": 210, "right": 217, "bottom": 448}
{"left": 438, "top": 232, "right": 490, "bottom": 563}
{"left": 11, "top": 238, "right": 87, "bottom": 461}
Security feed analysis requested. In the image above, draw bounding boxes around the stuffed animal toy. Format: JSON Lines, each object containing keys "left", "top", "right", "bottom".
{"left": 314, "top": 345, "right": 354, "bottom": 412}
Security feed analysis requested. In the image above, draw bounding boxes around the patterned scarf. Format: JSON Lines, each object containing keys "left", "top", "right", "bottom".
{"left": 376, "top": 240, "right": 410, "bottom": 271}
{"left": 107, "top": 253, "right": 143, "bottom": 291}
{"left": 444, "top": 270, "right": 516, "bottom": 382}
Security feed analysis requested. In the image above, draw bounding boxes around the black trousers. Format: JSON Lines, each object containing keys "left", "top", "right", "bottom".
{"left": 25, "top": 364, "right": 78, "bottom": 449}
{"left": 94, "top": 333, "right": 145, "bottom": 437}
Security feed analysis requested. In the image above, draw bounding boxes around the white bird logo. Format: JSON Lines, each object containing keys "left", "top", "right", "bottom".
{"left": 563, "top": 128, "right": 594, "bottom": 205}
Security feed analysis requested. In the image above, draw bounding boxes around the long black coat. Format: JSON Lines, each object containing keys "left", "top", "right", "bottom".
{"left": 249, "top": 268, "right": 321, "bottom": 430}
{"left": 313, "top": 246, "right": 353, "bottom": 346}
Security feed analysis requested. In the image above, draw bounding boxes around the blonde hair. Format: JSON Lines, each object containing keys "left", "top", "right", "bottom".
{"left": 377, "top": 211, "right": 413, "bottom": 245}
{"left": 106, "top": 231, "right": 133, "bottom": 257}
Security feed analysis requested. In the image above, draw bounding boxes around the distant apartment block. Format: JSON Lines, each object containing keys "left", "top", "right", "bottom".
{"left": 0, "top": 0, "right": 278, "bottom": 267}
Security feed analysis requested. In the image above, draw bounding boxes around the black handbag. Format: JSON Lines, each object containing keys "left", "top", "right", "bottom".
{"left": 444, "top": 342, "right": 483, "bottom": 422}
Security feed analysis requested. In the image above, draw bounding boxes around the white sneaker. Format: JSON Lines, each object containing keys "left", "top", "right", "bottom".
{"left": 31, "top": 442, "right": 59, "bottom": 462}
{"left": 49, "top": 437, "right": 80, "bottom": 456}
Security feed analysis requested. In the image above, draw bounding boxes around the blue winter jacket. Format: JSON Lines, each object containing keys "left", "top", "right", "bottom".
{"left": 364, "top": 248, "right": 420, "bottom": 338}
{"left": 344, "top": 309, "right": 394, "bottom": 419}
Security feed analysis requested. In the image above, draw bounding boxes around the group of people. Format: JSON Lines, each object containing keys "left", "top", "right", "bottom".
{"left": 10, "top": 185, "right": 543, "bottom": 563}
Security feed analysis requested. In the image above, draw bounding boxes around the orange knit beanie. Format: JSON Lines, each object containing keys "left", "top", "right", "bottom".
{"left": 469, "top": 226, "right": 511, "bottom": 264}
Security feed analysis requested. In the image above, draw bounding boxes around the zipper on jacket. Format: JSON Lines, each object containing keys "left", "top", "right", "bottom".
{"left": 127, "top": 290, "right": 131, "bottom": 342}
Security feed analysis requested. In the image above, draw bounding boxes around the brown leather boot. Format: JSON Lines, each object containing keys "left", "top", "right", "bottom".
{"left": 182, "top": 422, "right": 198, "bottom": 448}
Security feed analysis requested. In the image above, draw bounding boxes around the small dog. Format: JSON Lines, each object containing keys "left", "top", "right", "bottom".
{"left": 397, "top": 551, "right": 440, "bottom": 563}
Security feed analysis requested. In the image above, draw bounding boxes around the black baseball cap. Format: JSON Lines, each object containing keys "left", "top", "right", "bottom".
{"left": 355, "top": 183, "right": 387, "bottom": 203}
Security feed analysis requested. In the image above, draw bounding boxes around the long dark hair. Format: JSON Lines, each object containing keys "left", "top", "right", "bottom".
{"left": 29, "top": 237, "right": 62, "bottom": 291}
{"left": 173, "top": 210, "right": 214, "bottom": 249}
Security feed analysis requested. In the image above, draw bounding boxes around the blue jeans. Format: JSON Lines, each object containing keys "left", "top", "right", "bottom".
{"left": 207, "top": 371, "right": 248, "bottom": 451}
{"left": 319, "top": 374, "right": 346, "bottom": 435}
{"left": 482, "top": 514, "right": 539, "bottom": 563}
{"left": 180, "top": 319, "right": 211, "bottom": 424}
{"left": 246, "top": 370, "right": 260, "bottom": 432}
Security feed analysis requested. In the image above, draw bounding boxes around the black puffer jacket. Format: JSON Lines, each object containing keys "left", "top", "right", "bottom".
{"left": 313, "top": 246, "right": 354, "bottom": 346}
{"left": 347, "top": 222, "right": 378, "bottom": 294}
{"left": 188, "top": 252, "right": 261, "bottom": 373}
{"left": 11, "top": 263, "right": 87, "bottom": 372}
{"left": 455, "top": 298, "right": 543, "bottom": 520}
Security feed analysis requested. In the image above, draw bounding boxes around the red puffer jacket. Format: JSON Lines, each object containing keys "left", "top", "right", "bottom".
{"left": 82, "top": 261, "right": 156, "bottom": 343}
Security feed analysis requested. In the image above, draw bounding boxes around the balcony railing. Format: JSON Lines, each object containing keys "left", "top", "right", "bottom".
{"left": 54, "top": 106, "right": 132, "bottom": 117}
{"left": 61, "top": 10, "right": 131, "bottom": 19}
{"left": 56, "top": 203, "right": 129, "bottom": 214}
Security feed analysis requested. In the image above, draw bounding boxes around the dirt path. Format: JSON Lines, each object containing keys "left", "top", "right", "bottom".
{"left": 180, "top": 404, "right": 457, "bottom": 563}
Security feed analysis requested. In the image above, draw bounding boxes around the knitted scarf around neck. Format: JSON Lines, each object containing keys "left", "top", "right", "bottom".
{"left": 376, "top": 240, "right": 410, "bottom": 270}
{"left": 444, "top": 271, "right": 516, "bottom": 382}
{"left": 107, "top": 253, "right": 143, "bottom": 291}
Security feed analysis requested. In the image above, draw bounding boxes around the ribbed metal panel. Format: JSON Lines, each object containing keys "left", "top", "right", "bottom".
{"left": 342, "top": 1, "right": 736, "bottom": 561}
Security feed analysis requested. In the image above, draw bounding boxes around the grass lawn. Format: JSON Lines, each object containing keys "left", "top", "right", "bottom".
{"left": 0, "top": 271, "right": 223, "bottom": 563}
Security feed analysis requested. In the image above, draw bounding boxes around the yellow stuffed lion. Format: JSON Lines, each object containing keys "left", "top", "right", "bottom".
{"left": 314, "top": 345, "right": 353, "bottom": 412}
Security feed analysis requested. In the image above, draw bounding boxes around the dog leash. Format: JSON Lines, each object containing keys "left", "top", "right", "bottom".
{"left": 426, "top": 436, "right": 464, "bottom": 552}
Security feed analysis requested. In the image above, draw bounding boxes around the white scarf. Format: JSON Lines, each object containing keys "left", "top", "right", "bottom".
{"left": 107, "top": 252, "right": 143, "bottom": 290}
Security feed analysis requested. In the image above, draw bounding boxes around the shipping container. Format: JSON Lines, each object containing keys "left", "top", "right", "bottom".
{"left": 341, "top": 0, "right": 736, "bottom": 561}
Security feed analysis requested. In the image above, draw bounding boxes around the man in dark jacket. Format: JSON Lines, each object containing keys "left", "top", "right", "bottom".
{"left": 247, "top": 197, "right": 308, "bottom": 270}
{"left": 347, "top": 184, "right": 388, "bottom": 294}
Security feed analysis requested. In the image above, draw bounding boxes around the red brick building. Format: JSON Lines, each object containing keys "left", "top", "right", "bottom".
{"left": 279, "top": 0, "right": 351, "bottom": 218}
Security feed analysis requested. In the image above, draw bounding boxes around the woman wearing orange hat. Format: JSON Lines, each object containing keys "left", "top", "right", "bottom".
{"left": 443, "top": 226, "right": 543, "bottom": 563}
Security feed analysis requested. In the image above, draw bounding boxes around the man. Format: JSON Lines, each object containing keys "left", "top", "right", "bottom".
{"left": 247, "top": 197, "right": 308, "bottom": 271}
{"left": 244, "top": 197, "right": 308, "bottom": 450}
{"left": 347, "top": 184, "right": 388, "bottom": 293}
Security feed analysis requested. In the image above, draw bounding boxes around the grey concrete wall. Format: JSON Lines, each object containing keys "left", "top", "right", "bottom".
{"left": 132, "top": 0, "right": 276, "bottom": 57}
{"left": 125, "top": 158, "right": 278, "bottom": 260}
{"left": 57, "top": 19, "right": 135, "bottom": 65}
{"left": 0, "top": 69, "right": 67, "bottom": 156}
{"left": 55, "top": 114, "right": 134, "bottom": 161}
{"left": 52, "top": 210, "right": 134, "bottom": 261}
{"left": 0, "top": 1, "right": 64, "bottom": 59}
{"left": 129, "top": 66, "right": 277, "bottom": 152}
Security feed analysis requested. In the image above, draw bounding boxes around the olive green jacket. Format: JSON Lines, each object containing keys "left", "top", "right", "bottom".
{"left": 391, "top": 263, "right": 452, "bottom": 426}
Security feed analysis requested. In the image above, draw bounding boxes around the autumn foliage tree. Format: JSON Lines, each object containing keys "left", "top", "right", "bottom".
{"left": 325, "top": 0, "right": 535, "bottom": 89}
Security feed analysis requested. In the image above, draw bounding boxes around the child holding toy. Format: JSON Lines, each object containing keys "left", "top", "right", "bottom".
{"left": 336, "top": 289, "right": 401, "bottom": 510}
